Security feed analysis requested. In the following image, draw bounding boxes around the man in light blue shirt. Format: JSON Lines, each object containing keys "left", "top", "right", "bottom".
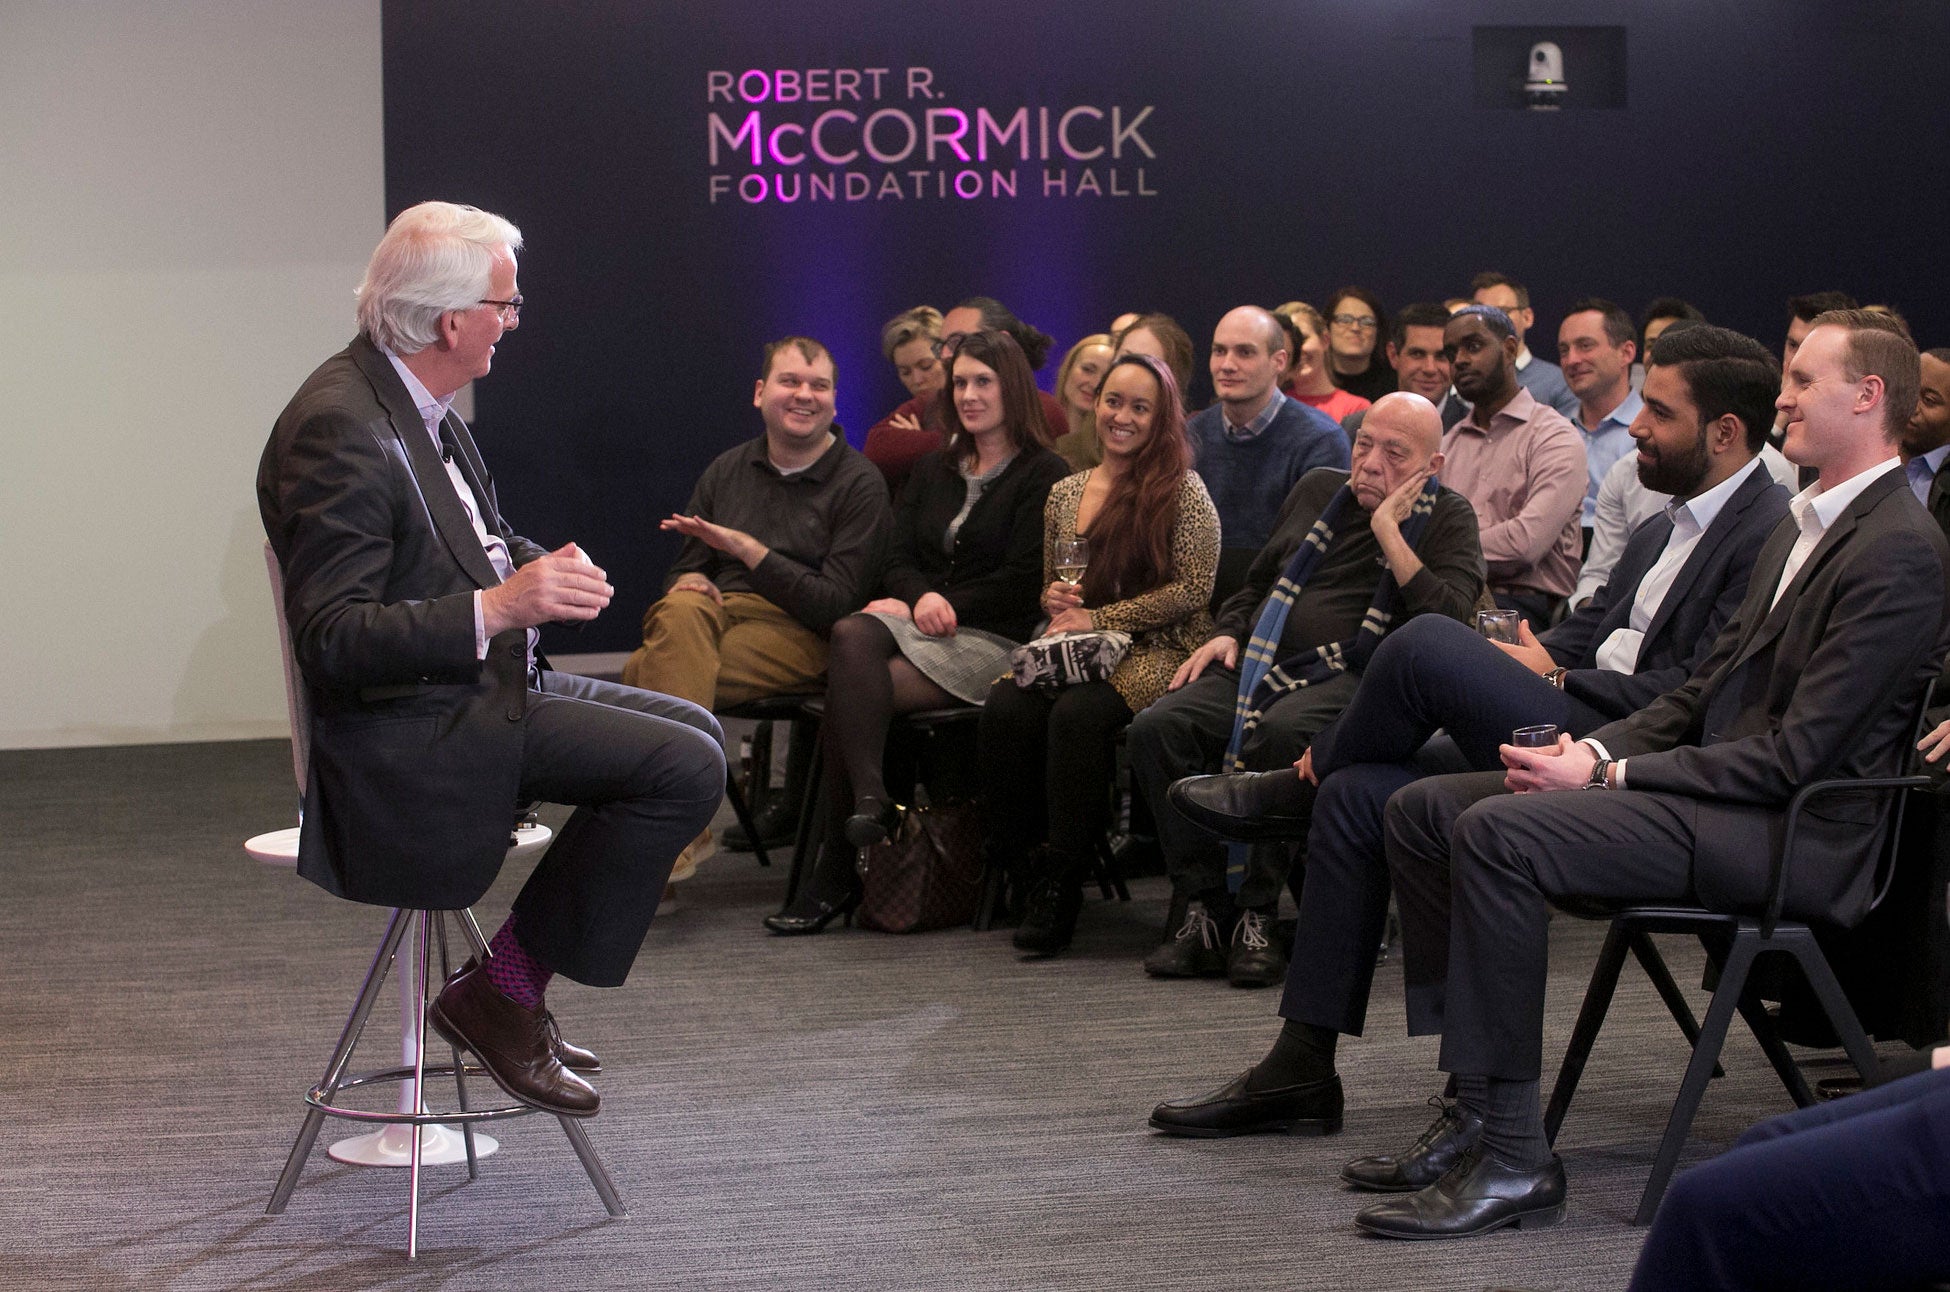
{"left": 1558, "top": 298, "right": 1643, "bottom": 537}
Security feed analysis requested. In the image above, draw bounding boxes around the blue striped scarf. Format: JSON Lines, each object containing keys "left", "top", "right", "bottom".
{"left": 1222, "top": 476, "right": 1441, "bottom": 890}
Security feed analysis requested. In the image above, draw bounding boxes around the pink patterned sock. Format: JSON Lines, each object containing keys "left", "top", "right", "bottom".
{"left": 482, "top": 917, "right": 552, "bottom": 1008}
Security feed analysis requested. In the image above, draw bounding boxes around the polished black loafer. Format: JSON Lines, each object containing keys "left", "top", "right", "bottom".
{"left": 1353, "top": 1148, "right": 1566, "bottom": 1239}
{"left": 1167, "top": 771, "right": 1315, "bottom": 842}
{"left": 1341, "top": 1098, "right": 1483, "bottom": 1192}
{"left": 1149, "top": 1069, "right": 1343, "bottom": 1137}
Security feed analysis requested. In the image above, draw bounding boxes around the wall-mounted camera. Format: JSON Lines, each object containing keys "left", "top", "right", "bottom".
{"left": 1525, "top": 41, "right": 1567, "bottom": 111}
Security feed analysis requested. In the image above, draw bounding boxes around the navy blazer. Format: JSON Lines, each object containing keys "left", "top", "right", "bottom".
{"left": 1545, "top": 460, "right": 1790, "bottom": 721}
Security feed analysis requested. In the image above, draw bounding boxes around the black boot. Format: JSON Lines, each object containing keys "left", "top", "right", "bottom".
{"left": 1014, "top": 848, "right": 1085, "bottom": 957}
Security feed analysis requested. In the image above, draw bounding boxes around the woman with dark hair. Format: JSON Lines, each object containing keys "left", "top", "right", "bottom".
{"left": 1111, "top": 312, "right": 1198, "bottom": 405}
{"left": 978, "top": 353, "right": 1220, "bottom": 957}
{"left": 1275, "top": 302, "right": 1370, "bottom": 423}
{"left": 765, "top": 330, "right": 1070, "bottom": 934}
{"left": 1322, "top": 286, "right": 1395, "bottom": 403}
{"left": 1051, "top": 332, "right": 1114, "bottom": 470}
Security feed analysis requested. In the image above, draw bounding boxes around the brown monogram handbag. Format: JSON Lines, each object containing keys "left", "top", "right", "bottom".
{"left": 855, "top": 794, "right": 985, "bottom": 933}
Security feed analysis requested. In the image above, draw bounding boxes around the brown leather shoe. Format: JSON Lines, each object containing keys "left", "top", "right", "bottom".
{"left": 450, "top": 960, "right": 600, "bottom": 1072}
{"left": 429, "top": 961, "right": 600, "bottom": 1117}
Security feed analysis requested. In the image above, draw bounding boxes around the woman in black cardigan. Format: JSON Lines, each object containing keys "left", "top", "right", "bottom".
{"left": 766, "top": 329, "right": 1069, "bottom": 933}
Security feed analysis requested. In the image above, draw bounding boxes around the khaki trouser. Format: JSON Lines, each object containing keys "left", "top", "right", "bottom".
{"left": 621, "top": 590, "right": 826, "bottom": 710}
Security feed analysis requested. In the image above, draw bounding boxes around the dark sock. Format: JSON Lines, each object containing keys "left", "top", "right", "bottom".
{"left": 483, "top": 917, "right": 551, "bottom": 1008}
{"left": 1196, "top": 887, "right": 1236, "bottom": 930}
{"left": 1246, "top": 1018, "right": 1338, "bottom": 1091}
{"left": 1455, "top": 1073, "right": 1549, "bottom": 1169}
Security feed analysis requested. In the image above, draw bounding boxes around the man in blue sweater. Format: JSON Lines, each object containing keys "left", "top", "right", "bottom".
{"left": 1188, "top": 307, "right": 1350, "bottom": 575}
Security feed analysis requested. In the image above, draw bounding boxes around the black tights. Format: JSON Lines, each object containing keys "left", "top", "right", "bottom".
{"left": 977, "top": 676, "right": 1133, "bottom": 863}
{"left": 804, "top": 614, "right": 956, "bottom": 895}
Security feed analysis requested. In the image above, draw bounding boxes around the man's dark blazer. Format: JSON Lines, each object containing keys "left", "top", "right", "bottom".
{"left": 1545, "top": 461, "right": 1790, "bottom": 720}
{"left": 258, "top": 334, "right": 545, "bottom": 909}
{"left": 1589, "top": 466, "right": 1950, "bottom": 926}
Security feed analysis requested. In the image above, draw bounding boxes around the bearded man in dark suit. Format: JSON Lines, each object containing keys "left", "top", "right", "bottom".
{"left": 258, "top": 201, "right": 724, "bottom": 1119}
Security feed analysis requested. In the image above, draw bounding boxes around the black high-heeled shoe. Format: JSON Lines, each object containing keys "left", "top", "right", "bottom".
{"left": 843, "top": 795, "right": 902, "bottom": 848}
{"left": 762, "top": 887, "right": 861, "bottom": 935}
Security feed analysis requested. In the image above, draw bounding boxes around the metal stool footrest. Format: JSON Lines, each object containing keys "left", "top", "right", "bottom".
{"left": 306, "top": 1062, "right": 542, "bottom": 1127}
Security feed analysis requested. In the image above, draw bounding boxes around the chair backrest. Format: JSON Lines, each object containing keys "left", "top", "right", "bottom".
{"left": 261, "top": 542, "right": 312, "bottom": 797}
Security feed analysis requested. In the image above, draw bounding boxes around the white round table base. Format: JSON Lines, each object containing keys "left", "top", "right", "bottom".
{"left": 328, "top": 1122, "right": 499, "bottom": 1167}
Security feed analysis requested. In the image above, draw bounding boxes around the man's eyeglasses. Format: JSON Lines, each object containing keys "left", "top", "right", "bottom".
{"left": 479, "top": 296, "right": 524, "bottom": 325}
{"left": 1330, "top": 313, "right": 1378, "bottom": 331}
{"left": 933, "top": 332, "right": 967, "bottom": 358}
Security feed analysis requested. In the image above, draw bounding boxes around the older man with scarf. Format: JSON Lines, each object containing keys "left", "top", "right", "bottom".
{"left": 1130, "top": 393, "right": 1486, "bottom": 987}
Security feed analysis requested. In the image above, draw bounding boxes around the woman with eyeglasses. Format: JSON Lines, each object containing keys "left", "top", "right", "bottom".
{"left": 765, "top": 329, "right": 1070, "bottom": 935}
{"left": 1321, "top": 286, "right": 1396, "bottom": 403}
{"left": 978, "top": 352, "right": 1219, "bottom": 958}
{"left": 1274, "top": 303, "right": 1370, "bottom": 423}
{"left": 1049, "top": 333, "right": 1115, "bottom": 470}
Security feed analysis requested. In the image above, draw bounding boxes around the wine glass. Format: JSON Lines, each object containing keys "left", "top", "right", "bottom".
{"left": 1053, "top": 538, "right": 1089, "bottom": 591}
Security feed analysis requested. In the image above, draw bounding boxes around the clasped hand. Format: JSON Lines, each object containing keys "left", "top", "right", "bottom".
{"left": 1500, "top": 733, "right": 1596, "bottom": 793}
{"left": 1043, "top": 579, "right": 1093, "bottom": 633}
{"left": 482, "top": 542, "right": 611, "bottom": 634}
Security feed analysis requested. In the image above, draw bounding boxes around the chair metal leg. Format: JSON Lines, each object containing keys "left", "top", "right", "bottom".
{"left": 434, "top": 913, "right": 480, "bottom": 1180}
{"left": 556, "top": 1115, "right": 629, "bottom": 1218}
{"left": 1789, "top": 933, "right": 1883, "bottom": 1085}
{"left": 1629, "top": 930, "right": 1725, "bottom": 1079}
{"left": 1733, "top": 976, "right": 1815, "bottom": 1107}
{"left": 1636, "top": 937, "right": 1755, "bottom": 1225}
{"left": 267, "top": 908, "right": 414, "bottom": 1214}
{"left": 1545, "top": 919, "right": 1632, "bottom": 1146}
{"left": 723, "top": 764, "right": 772, "bottom": 869}
{"left": 784, "top": 741, "right": 826, "bottom": 906}
{"left": 406, "top": 911, "right": 432, "bottom": 1259}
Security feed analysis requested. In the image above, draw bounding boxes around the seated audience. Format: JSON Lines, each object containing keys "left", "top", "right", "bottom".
{"left": 1772, "top": 289, "right": 1860, "bottom": 454}
{"left": 1273, "top": 302, "right": 1370, "bottom": 423}
{"left": 978, "top": 354, "right": 1219, "bottom": 957}
{"left": 1341, "top": 303, "right": 1468, "bottom": 437}
{"left": 764, "top": 330, "right": 1068, "bottom": 934}
{"left": 1639, "top": 296, "right": 1705, "bottom": 353}
{"left": 864, "top": 305, "right": 947, "bottom": 495}
{"left": 1132, "top": 393, "right": 1483, "bottom": 986}
{"left": 1471, "top": 271, "right": 1579, "bottom": 419}
{"left": 1189, "top": 306, "right": 1349, "bottom": 555}
{"left": 1051, "top": 333, "right": 1115, "bottom": 470}
{"left": 1557, "top": 298, "right": 1643, "bottom": 539}
{"left": 1439, "top": 305, "right": 1586, "bottom": 630}
{"left": 1151, "top": 326, "right": 1794, "bottom": 1155}
{"left": 1322, "top": 286, "right": 1397, "bottom": 403}
{"left": 1346, "top": 309, "right": 1941, "bottom": 1239}
{"left": 872, "top": 296, "right": 1069, "bottom": 478}
{"left": 622, "top": 336, "right": 892, "bottom": 877}
{"left": 1111, "top": 312, "right": 1197, "bottom": 404}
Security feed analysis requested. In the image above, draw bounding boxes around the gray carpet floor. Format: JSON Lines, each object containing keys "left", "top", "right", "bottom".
{"left": 0, "top": 739, "right": 1873, "bottom": 1290}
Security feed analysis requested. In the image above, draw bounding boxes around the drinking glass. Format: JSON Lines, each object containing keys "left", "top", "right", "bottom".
{"left": 1511, "top": 723, "right": 1560, "bottom": 748}
{"left": 1477, "top": 609, "right": 1521, "bottom": 643}
{"left": 1053, "top": 538, "right": 1089, "bottom": 590}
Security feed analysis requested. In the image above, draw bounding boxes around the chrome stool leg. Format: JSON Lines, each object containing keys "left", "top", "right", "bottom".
{"left": 267, "top": 908, "right": 413, "bottom": 1214}
{"left": 434, "top": 912, "right": 481, "bottom": 1180}
{"left": 406, "top": 910, "right": 431, "bottom": 1258}
{"left": 558, "top": 1115, "right": 629, "bottom": 1217}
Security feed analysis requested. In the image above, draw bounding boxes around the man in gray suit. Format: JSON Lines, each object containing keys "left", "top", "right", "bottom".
{"left": 259, "top": 202, "right": 725, "bottom": 1118}
{"left": 1351, "top": 309, "right": 1950, "bottom": 1238}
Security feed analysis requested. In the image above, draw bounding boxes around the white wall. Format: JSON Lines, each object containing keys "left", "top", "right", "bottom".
{"left": 0, "top": 1, "right": 384, "bottom": 747}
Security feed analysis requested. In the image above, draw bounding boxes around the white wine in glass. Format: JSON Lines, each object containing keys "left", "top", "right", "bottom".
{"left": 1053, "top": 538, "right": 1089, "bottom": 589}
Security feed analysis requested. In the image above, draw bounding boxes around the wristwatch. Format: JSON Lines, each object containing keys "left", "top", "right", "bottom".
{"left": 1585, "top": 757, "right": 1614, "bottom": 790}
{"left": 1545, "top": 666, "right": 1569, "bottom": 690}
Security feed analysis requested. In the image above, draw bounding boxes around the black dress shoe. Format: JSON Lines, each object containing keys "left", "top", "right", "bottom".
{"left": 843, "top": 796, "right": 902, "bottom": 848}
{"left": 428, "top": 961, "right": 600, "bottom": 1118}
{"left": 1341, "top": 1098, "right": 1482, "bottom": 1192}
{"left": 1168, "top": 770, "right": 1314, "bottom": 842}
{"left": 1149, "top": 1069, "right": 1343, "bottom": 1137}
{"left": 452, "top": 960, "right": 599, "bottom": 1073}
{"left": 1227, "top": 909, "right": 1287, "bottom": 988}
{"left": 762, "top": 888, "right": 860, "bottom": 935}
{"left": 1353, "top": 1147, "right": 1565, "bottom": 1239}
{"left": 1014, "top": 876, "right": 1083, "bottom": 957}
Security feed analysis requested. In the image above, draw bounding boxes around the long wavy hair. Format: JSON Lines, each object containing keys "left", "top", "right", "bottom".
{"left": 1082, "top": 353, "right": 1190, "bottom": 605}
{"left": 941, "top": 329, "right": 1051, "bottom": 460}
